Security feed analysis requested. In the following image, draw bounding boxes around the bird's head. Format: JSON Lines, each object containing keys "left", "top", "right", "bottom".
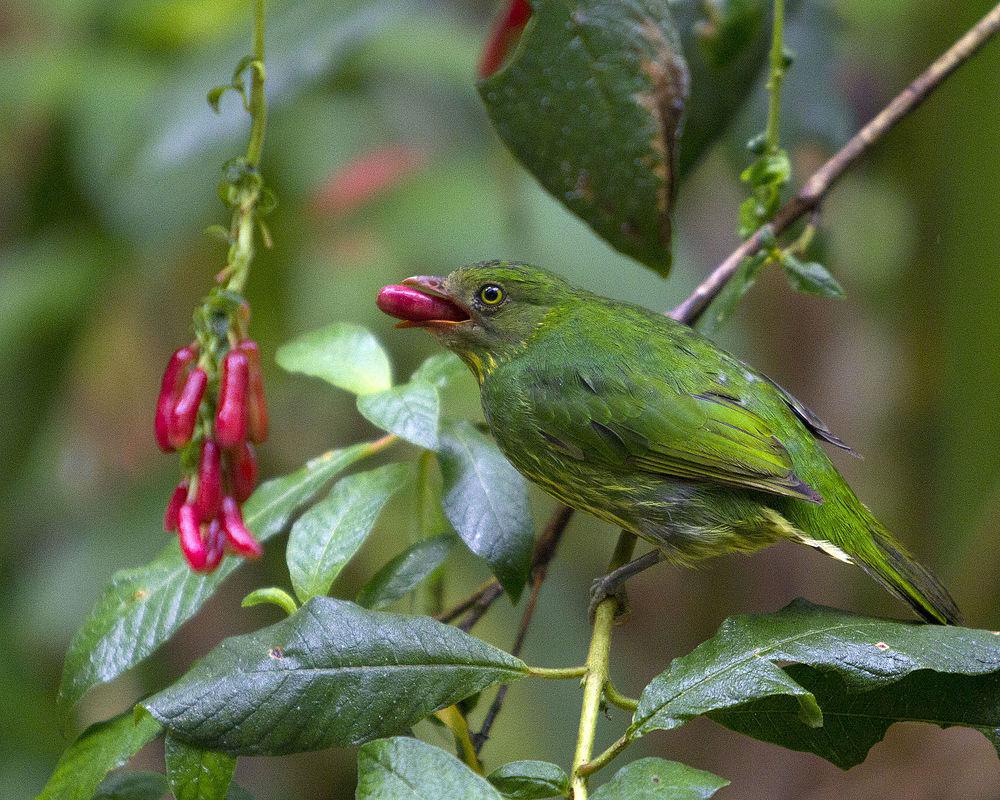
{"left": 378, "top": 261, "right": 574, "bottom": 375}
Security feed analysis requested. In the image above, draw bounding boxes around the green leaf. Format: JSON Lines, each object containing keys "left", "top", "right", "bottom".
{"left": 38, "top": 710, "right": 162, "bottom": 800}
{"left": 356, "top": 534, "right": 454, "bottom": 610}
{"left": 713, "top": 665, "right": 1000, "bottom": 769}
{"left": 241, "top": 587, "right": 299, "bottom": 616}
{"left": 58, "top": 444, "right": 372, "bottom": 713}
{"left": 411, "top": 351, "right": 467, "bottom": 388}
{"left": 143, "top": 598, "right": 526, "bottom": 755}
{"left": 631, "top": 600, "right": 1000, "bottom": 766}
{"left": 356, "top": 737, "right": 502, "bottom": 799}
{"left": 438, "top": 421, "right": 534, "bottom": 600}
{"left": 276, "top": 323, "right": 391, "bottom": 395}
{"left": 287, "top": 463, "right": 410, "bottom": 603}
{"left": 357, "top": 381, "right": 441, "bottom": 449}
{"left": 671, "top": 0, "right": 772, "bottom": 174}
{"left": 93, "top": 771, "right": 168, "bottom": 800}
{"left": 165, "top": 735, "right": 236, "bottom": 800}
{"left": 694, "top": 251, "right": 769, "bottom": 336}
{"left": 590, "top": 758, "right": 728, "bottom": 800}
{"left": 781, "top": 255, "right": 846, "bottom": 299}
{"left": 479, "top": 0, "right": 688, "bottom": 276}
{"left": 487, "top": 760, "right": 570, "bottom": 799}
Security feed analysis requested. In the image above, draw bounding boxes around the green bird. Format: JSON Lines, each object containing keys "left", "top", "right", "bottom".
{"left": 377, "top": 261, "right": 962, "bottom": 624}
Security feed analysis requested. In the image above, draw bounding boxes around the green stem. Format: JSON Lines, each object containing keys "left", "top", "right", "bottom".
{"left": 570, "top": 532, "right": 637, "bottom": 799}
{"left": 246, "top": 0, "right": 267, "bottom": 168}
{"left": 434, "top": 706, "right": 484, "bottom": 775}
{"left": 603, "top": 681, "right": 638, "bottom": 713}
{"left": 578, "top": 733, "right": 630, "bottom": 779}
{"left": 764, "top": 0, "right": 786, "bottom": 154}
{"left": 525, "top": 665, "right": 589, "bottom": 680}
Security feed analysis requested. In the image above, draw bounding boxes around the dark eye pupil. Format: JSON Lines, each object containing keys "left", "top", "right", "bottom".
{"left": 482, "top": 286, "right": 501, "bottom": 303}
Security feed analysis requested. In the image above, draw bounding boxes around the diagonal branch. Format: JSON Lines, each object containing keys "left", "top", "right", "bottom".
{"left": 670, "top": 2, "right": 1000, "bottom": 325}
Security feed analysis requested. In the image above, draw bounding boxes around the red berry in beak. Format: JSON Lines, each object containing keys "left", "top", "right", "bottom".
{"left": 215, "top": 349, "right": 250, "bottom": 448}
{"left": 376, "top": 284, "right": 467, "bottom": 325}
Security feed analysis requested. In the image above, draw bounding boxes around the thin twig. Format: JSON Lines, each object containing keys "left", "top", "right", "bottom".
{"left": 670, "top": 2, "right": 1000, "bottom": 326}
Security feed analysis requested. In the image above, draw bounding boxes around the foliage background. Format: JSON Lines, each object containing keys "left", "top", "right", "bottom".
{"left": 1, "top": 0, "right": 998, "bottom": 797}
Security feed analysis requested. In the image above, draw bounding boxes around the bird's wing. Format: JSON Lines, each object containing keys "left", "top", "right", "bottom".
{"left": 528, "top": 366, "right": 822, "bottom": 504}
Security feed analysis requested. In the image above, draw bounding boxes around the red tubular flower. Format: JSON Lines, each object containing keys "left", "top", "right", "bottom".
{"left": 155, "top": 346, "right": 197, "bottom": 452}
{"left": 195, "top": 440, "right": 223, "bottom": 521}
{"left": 477, "top": 0, "right": 532, "bottom": 79}
{"left": 169, "top": 367, "right": 208, "bottom": 448}
{"left": 177, "top": 503, "right": 208, "bottom": 571}
{"left": 239, "top": 340, "right": 269, "bottom": 444}
{"left": 221, "top": 495, "right": 263, "bottom": 558}
{"left": 215, "top": 349, "right": 249, "bottom": 448}
{"left": 202, "top": 519, "right": 226, "bottom": 572}
{"left": 232, "top": 441, "right": 259, "bottom": 503}
{"left": 164, "top": 480, "right": 189, "bottom": 532}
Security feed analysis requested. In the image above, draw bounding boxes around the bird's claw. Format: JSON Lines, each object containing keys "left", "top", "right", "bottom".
{"left": 588, "top": 575, "right": 630, "bottom": 625}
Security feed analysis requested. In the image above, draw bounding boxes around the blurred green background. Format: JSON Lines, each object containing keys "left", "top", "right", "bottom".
{"left": 2, "top": 0, "right": 999, "bottom": 797}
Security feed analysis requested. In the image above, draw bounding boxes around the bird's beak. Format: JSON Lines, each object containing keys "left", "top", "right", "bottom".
{"left": 377, "top": 275, "right": 470, "bottom": 328}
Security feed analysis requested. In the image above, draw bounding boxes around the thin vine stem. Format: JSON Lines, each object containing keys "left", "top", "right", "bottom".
{"left": 246, "top": 0, "right": 267, "bottom": 168}
{"left": 764, "top": 0, "right": 786, "bottom": 154}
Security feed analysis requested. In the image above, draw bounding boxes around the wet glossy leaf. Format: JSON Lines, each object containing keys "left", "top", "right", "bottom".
{"left": 411, "top": 351, "right": 467, "bottom": 388}
{"left": 357, "top": 534, "right": 454, "bottom": 610}
{"left": 479, "top": 0, "right": 688, "bottom": 275}
{"left": 144, "top": 598, "right": 526, "bottom": 754}
{"left": 38, "top": 710, "right": 162, "bottom": 800}
{"left": 276, "top": 322, "right": 391, "bottom": 395}
{"left": 58, "top": 444, "right": 373, "bottom": 713}
{"left": 357, "top": 737, "right": 502, "bottom": 799}
{"left": 631, "top": 600, "right": 1000, "bottom": 767}
{"left": 165, "top": 735, "right": 236, "bottom": 800}
{"left": 781, "top": 255, "right": 846, "bottom": 299}
{"left": 590, "top": 758, "right": 728, "bottom": 800}
{"left": 487, "top": 760, "right": 570, "bottom": 799}
{"left": 357, "top": 381, "right": 441, "bottom": 449}
{"left": 438, "top": 421, "right": 533, "bottom": 600}
{"left": 287, "top": 463, "right": 410, "bottom": 602}
{"left": 93, "top": 771, "right": 168, "bottom": 800}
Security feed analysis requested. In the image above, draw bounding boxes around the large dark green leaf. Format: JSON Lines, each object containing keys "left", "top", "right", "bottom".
{"left": 287, "top": 463, "right": 410, "bottom": 602}
{"left": 438, "top": 421, "right": 533, "bottom": 600}
{"left": 58, "top": 444, "right": 372, "bottom": 713}
{"left": 356, "top": 534, "right": 454, "bottom": 610}
{"left": 276, "top": 323, "right": 392, "bottom": 396}
{"left": 713, "top": 664, "right": 1000, "bottom": 769}
{"left": 590, "top": 758, "right": 728, "bottom": 800}
{"left": 487, "top": 760, "right": 570, "bottom": 799}
{"left": 631, "top": 600, "right": 1000, "bottom": 765}
{"left": 165, "top": 735, "right": 236, "bottom": 800}
{"left": 93, "top": 771, "right": 168, "bottom": 800}
{"left": 38, "top": 710, "right": 162, "bottom": 800}
{"left": 479, "top": 0, "right": 688, "bottom": 276}
{"left": 357, "top": 381, "right": 442, "bottom": 449}
{"left": 356, "top": 737, "right": 502, "bottom": 799}
{"left": 144, "top": 598, "right": 526, "bottom": 755}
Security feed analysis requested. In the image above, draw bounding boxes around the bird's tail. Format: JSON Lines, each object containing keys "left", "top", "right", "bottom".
{"left": 857, "top": 518, "right": 963, "bottom": 625}
{"left": 784, "top": 499, "right": 963, "bottom": 625}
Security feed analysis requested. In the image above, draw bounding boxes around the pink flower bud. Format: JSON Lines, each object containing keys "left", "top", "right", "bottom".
{"left": 164, "top": 480, "right": 189, "bottom": 532}
{"left": 195, "top": 439, "right": 222, "bottom": 521}
{"left": 215, "top": 350, "right": 249, "bottom": 448}
{"left": 202, "top": 519, "right": 226, "bottom": 572}
{"left": 239, "top": 340, "right": 269, "bottom": 444}
{"left": 178, "top": 503, "right": 207, "bottom": 571}
{"left": 155, "top": 346, "right": 196, "bottom": 452}
{"left": 232, "top": 441, "right": 258, "bottom": 503}
{"left": 221, "top": 496, "right": 262, "bottom": 559}
{"left": 169, "top": 367, "right": 208, "bottom": 449}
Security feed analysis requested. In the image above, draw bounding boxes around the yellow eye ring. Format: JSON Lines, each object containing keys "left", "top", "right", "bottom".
{"left": 478, "top": 284, "right": 504, "bottom": 306}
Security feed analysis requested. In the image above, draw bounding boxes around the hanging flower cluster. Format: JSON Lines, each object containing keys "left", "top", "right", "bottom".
{"left": 155, "top": 304, "right": 268, "bottom": 572}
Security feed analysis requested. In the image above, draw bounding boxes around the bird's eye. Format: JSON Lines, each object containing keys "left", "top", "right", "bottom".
{"left": 478, "top": 284, "right": 505, "bottom": 306}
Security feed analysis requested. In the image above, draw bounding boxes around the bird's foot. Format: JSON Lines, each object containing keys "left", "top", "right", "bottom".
{"left": 588, "top": 575, "right": 630, "bottom": 625}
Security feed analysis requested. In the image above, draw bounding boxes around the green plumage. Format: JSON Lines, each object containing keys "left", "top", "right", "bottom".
{"left": 413, "top": 262, "right": 961, "bottom": 625}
